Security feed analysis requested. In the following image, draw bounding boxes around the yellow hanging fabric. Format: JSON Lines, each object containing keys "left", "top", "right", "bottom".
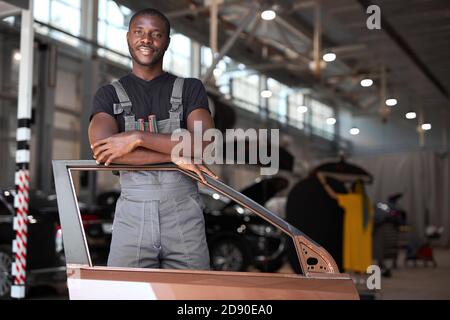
{"left": 337, "top": 193, "right": 373, "bottom": 273}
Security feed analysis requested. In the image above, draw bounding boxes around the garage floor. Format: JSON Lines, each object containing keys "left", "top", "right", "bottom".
{"left": 278, "top": 247, "right": 450, "bottom": 300}
{"left": 26, "top": 247, "right": 449, "bottom": 300}
{"left": 377, "top": 247, "right": 450, "bottom": 300}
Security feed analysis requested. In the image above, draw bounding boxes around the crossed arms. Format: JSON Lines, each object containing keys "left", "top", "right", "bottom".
{"left": 88, "top": 108, "right": 218, "bottom": 182}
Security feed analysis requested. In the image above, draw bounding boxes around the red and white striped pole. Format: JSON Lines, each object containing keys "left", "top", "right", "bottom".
{"left": 11, "top": 165, "right": 30, "bottom": 298}
{"left": 11, "top": 0, "right": 34, "bottom": 299}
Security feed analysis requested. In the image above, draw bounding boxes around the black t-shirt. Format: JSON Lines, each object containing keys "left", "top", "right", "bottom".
{"left": 90, "top": 72, "right": 209, "bottom": 131}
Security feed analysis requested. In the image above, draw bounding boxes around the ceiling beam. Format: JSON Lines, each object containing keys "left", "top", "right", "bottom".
{"left": 357, "top": 0, "right": 449, "bottom": 99}
{"left": 201, "top": 5, "right": 258, "bottom": 84}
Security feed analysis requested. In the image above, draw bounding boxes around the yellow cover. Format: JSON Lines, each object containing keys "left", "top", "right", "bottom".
{"left": 337, "top": 193, "right": 373, "bottom": 273}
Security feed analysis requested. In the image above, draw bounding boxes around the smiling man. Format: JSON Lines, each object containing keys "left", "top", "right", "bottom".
{"left": 88, "top": 8, "right": 217, "bottom": 270}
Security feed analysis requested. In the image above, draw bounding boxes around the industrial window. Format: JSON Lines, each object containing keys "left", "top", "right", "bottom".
{"left": 288, "top": 92, "right": 306, "bottom": 130}
{"left": 200, "top": 46, "right": 213, "bottom": 76}
{"left": 2, "top": 16, "right": 16, "bottom": 25}
{"left": 231, "top": 73, "right": 260, "bottom": 113}
{"left": 34, "top": 0, "right": 81, "bottom": 46}
{"left": 310, "top": 98, "right": 335, "bottom": 139}
{"left": 214, "top": 58, "right": 231, "bottom": 95}
{"left": 267, "top": 78, "right": 288, "bottom": 123}
{"left": 201, "top": 47, "right": 236, "bottom": 96}
{"left": 200, "top": 46, "right": 232, "bottom": 78}
{"left": 163, "top": 32, "right": 192, "bottom": 77}
{"left": 97, "top": 0, "right": 132, "bottom": 66}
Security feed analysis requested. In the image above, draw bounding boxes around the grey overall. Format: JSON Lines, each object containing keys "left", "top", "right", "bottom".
{"left": 107, "top": 77, "right": 210, "bottom": 270}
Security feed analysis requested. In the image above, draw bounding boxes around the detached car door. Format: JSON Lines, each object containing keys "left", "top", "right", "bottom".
{"left": 52, "top": 160, "right": 359, "bottom": 300}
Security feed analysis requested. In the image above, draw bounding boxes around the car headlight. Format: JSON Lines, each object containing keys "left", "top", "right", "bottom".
{"left": 234, "top": 205, "right": 251, "bottom": 215}
{"left": 248, "top": 224, "right": 278, "bottom": 236}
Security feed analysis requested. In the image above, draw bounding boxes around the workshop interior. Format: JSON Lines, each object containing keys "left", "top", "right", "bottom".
{"left": 0, "top": 0, "right": 449, "bottom": 300}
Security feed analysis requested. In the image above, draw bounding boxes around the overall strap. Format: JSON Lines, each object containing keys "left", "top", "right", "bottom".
{"left": 111, "top": 80, "right": 135, "bottom": 132}
{"left": 111, "top": 80, "right": 133, "bottom": 115}
{"left": 169, "top": 77, "right": 184, "bottom": 121}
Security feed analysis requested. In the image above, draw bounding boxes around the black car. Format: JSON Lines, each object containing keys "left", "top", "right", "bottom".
{"left": 0, "top": 189, "right": 113, "bottom": 299}
{"left": 200, "top": 176, "right": 289, "bottom": 272}
{"left": 0, "top": 189, "right": 66, "bottom": 298}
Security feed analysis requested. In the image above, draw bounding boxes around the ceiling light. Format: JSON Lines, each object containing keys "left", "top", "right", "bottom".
{"left": 261, "top": 10, "right": 276, "bottom": 21}
{"left": 13, "top": 51, "right": 21, "bottom": 61}
{"left": 326, "top": 117, "right": 336, "bottom": 125}
{"left": 386, "top": 98, "right": 397, "bottom": 106}
{"left": 297, "top": 105, "right": 308, "bottom": 113}
{"left": 405, "top": 112, "right": 416, "bottom": 120}
{"left": 360, "top": 79, "right": 373, "bottom": 87}
{"left": 349, "top": 127, "right": 360, "bottom": 135}
{"left": 260, "top": 90, "right": 272, "bottom": 98}
{"left": 212, "top": 193, "right": 220, "bottom": 200}
{"left": 421, "top": 123, "right": 431, "bottom": 131}
{"left": 322, "top": 52, "right": 336, "bottom": 62}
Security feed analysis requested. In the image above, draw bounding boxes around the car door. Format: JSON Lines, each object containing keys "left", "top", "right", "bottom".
{"left": 52, "top": 160, "right": 359, "bottom": 300}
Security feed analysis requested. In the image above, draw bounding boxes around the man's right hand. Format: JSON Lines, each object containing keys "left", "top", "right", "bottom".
{"left": 92, "top": 131, "right": 143, "bottom": 166}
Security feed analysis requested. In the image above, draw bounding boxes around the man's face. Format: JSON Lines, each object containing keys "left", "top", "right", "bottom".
{"left": 127, "top": 14, "right": 170, "bottom": 67}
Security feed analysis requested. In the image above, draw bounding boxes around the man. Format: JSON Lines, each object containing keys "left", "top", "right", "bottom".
{"left": 88, "top": 8, "right": 217, "bottom": 270}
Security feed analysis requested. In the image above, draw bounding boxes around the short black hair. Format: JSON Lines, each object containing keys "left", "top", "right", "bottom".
{"left": 128, "top": 8, "right": 171, "bottom": 38}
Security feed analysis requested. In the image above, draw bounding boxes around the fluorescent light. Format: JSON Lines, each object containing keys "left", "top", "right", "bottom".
{"left": 261, "top": 10, "right": 276, "bottom": 21}
{"left": 297, "top": 105, "right": 308, "bottom": 113}
{"left": 260, "top": 90, "right": 272, "bottom": 98}
{"left": 360, "top": 79, "right": 373, "bottom": 87}
{"left": 13, "top": 51, "right": 21, "bottom": 61}
{"left": 349, "top": 127, "right": 360, "bottom": 135}
{"left": 421, "top": 123, "right": 431, "bottom": 131}
{"left": 405, "top": 112, "right": 416, "bottom": 120}
{"left": 386, "top": 98, "right": 398, "bottom": 106}
{"left": 326, "top": 117, "right": 336, "bottom": 125}
{"left": 323, "top": 53, "right": 336, "bottom": 62}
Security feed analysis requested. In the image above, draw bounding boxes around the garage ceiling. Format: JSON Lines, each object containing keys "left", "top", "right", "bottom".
{"left": 116, "top": 0, "right": 449, "bottom": 140}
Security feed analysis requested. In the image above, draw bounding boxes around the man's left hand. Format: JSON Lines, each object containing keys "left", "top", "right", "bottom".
{"left": 92, "top": 131, "right": 143, "bottom": 166}
{"left": 172, "top": 156, "right": 218, "bottom": 184}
